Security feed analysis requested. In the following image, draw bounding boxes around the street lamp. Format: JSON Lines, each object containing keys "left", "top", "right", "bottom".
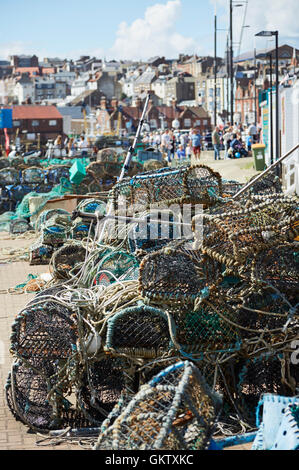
{"left": 255, "top": 30, "right": 279, "bottom": 161}
{"left": 268, "top": 53, "right": 274, "bottom": 165}
{"left": 230, "top": 1, "right": 245, "bottom": 125}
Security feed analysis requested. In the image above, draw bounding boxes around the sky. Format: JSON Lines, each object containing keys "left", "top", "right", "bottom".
{"left": 0, "top": 0, "right": 298, "bottom": 61}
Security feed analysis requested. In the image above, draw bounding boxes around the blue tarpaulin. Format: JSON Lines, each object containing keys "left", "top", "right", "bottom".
{"left": 0, "top": 108, "right": 13, "bottom": 129}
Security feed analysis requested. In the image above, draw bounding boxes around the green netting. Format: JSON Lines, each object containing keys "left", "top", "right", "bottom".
{"left": 0, "top": 212, "right": 16, "bottom": 231}
{"left": 14, "top": 177, "right": 73, "bottom": 220}
{"left": 40, "top": 157, "right": 91, "bottom": 168}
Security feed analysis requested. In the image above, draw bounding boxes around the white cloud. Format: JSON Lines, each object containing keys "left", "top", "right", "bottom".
{"left": 110, "top": 0, "right": 199, "bottom": 60}
{"left": 212, "top": 0, "right": 299, "bottom": 55}
{"left": 0, "top": 42, "right": 33, "bottom": 59}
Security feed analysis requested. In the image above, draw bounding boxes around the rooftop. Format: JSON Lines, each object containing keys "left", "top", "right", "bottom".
{"left": 6, "top": 105, "right": 63, "bottom": 120}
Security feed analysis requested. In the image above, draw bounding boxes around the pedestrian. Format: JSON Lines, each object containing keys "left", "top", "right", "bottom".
{"left": 176, "top": 144, "right": 186, "bottom": 160}
{"left": 212, "top": 126, "right": 221, "bottom": 160}
{"left": 248, "top": 123, "right": 258, "bottom": 144}
{"left": 190, "top": 128, "right": 202, "bottom": 161}
{"left": 168, "top": 130, "right": 176, "bottom": 163}
{"left": 53, "top": 135, "right": 63, "bottom": 158}
{"left": 186, "top": 142, "right": 192, "bottom": 160}
{"left": 223, "top": 127, "right": 233, "bottom": 160}
{"left": 54, "top": 135, "right": 62, "bottom": 149}
{"left": 78, "top": 135, "right": 88, "bottom": 157}
{"left": 67, "top": 137, "right": 76, "bottom": 156}
{"left": 161, "top": 129, "right": 171, "bottom": 161}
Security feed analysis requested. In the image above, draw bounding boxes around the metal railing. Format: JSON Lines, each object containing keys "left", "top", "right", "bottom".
{"left": 233, "top": 143, "right": 299, "bottom": 199}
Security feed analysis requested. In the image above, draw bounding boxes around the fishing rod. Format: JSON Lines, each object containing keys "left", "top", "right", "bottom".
{"left": 118, "top": 91, "right": 152, "bottom": 182}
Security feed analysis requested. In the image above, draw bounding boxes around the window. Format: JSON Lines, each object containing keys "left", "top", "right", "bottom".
{"left": 184, "top": 118, "right": 191, "bottom": 128}
{"left": 195, "top": 120, "right": 201, "bottom": 126}
{"left": 203, "top": 120, "right": 208, "bottom": 125}
{"left": 150, "top": 119, "right": 157, "bottom": 128}
{"left": 13, "top": 120, "right": 21, "bottom": 127}
{"left": 32, "top": 120, "right": 39, "bottom": 126}
{"left": 49, "top": 120, "right": 57, "bottom": 126}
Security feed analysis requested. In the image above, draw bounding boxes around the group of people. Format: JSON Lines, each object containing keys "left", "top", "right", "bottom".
{"left": 141, "top": 121, "right": 260, "bottom": 164}
{"left": 221, "top": 122, "right": 260, "bottom": 160}
{"left": 52, "top": 135, "right": 95, "bottom": 157}
{"left": 142, "top": 128, "right": 204, "bottom": 163}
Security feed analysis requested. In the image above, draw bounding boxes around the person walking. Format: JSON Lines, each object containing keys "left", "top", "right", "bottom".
{"left": 161, "top": 129, "right": 171, "bottom": 162}
{"left": 223, "top": 127, "right": 233, "bottom": 160}
{"left": 190, "top": 128, "right": 202, "bottom": 161}
{"left": 78, "top": 135, "right": 88, "bottom": 157}
{"left": 212, "top": 126, "right": 221, "bottom": 160}
{"left": 168, "top": 130, "right": 176, "bottom": 163}
{"left": 248, "top": 123, "right": 258, "bottom": 144}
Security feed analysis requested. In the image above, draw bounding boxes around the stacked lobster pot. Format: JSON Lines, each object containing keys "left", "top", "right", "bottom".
{"left": 5, "top": 164, "right": 299, "bottom": 450}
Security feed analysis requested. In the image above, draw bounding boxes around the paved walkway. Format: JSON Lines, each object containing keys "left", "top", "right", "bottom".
{"left": 0, "top": 237, "right": 78, "bottom": 450}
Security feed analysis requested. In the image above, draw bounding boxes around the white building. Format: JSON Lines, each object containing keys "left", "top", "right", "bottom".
{"left": 152, "top": 78, "right": 168, "bottom": 103}
{"left": 71, "top": 74, "right": 89, "bottom": 97}
{"left": 15, "top": 75, "right": 35, "bottom": 104}
{"left": 206, "top": 74, "right": 228, "bottom": 121}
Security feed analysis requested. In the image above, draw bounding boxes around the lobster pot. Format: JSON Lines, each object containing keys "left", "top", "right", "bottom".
{"left": 6, "top": 359, "right": 88, "bottom": 432}
{"left": 34, "top": 183, "right": 53, "bottom": 194}
{"left": 236, "top": 353, "right": 295, "bottom": 425}
{"left": 112, "top": 167, "right": 186, "bottom": 214}
{"left": 24, "top": 155, "right": 41, "bottom": 167}
{"left": 95, "top": 361, "right": 222, "bottom": 450}
{"left": 36, "top": 208, "right": 70, "bottom": 232}
{"left": 71, "top": 220, "right": 92, "bottom": 240}
{"left": 94, "top": 251, "right": 139, "bottom": 286}
{"left": 182, "top": 165, "right": 222, "bottom": 205}
{"left": 77, "top": 357, "right": 134, "bottom": 426}
{"left": 51, "top": 242, "right": 87, "bottom": 279}
{"left": 112, "top": 165, "right": 222, "bottom": 215}
{"left": 235, "top": 286, "right": 297, "bottom": 341}
{"left": 174, "top": 300, "right": 240, "bottom": 356}
{"left": 97, "top": 148, "right": 118, "bottom": 162}
{"left": 9, "top": 218, "right": 31, "bottom": 235}
{"left": 86, "top": 161, "right": 106, "bottom": 178}
{"left": 29, "top": 237, "right": 54, "bottom": 265}
{"left": 77, "top": 198, "right": 106, "bottom": 216}
{"left": 139, "top": 245, "right": 221, "bottom": 303}
{"left": 246, "top": 169, "right": 283, "bottom": 196}
{"left": 11, "top": 184, "right": 32, "bottom": 202}
{"left": 9, "top": 156, "right": 25, "bottom": 168}
{"left": 193, "top": 198, "right": 298, "bottom": 268}
{"left": 41, "top": 224, "right": 67, "bottom": 246}
{"left": 221, "top": 179, "right": 243, "bottom": 197}
{"left": 252, "top": 243, "right": 299, "bottom": 301}
{"left": 5, "top": 360, "right": 58, "bottom": 431}
{"left": 105, "top": 304, "right": 172, "bottom": 358}
{"left": 22, "top": 167, "right": 45, "bottom": 184}
{"left": 127, "top": 210, "right": 183, "bottom": 255}
{"left": 10, "top": 299, "right": 77, "bottom": 361}
{"left": 0, "top": 168, "right": 20, "bottom": 185}
{"left": 46, "top": 166, "right": 71, "bottom": 185}
{"left": 0, "top": 157, "right": 11, "bottom": 169}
